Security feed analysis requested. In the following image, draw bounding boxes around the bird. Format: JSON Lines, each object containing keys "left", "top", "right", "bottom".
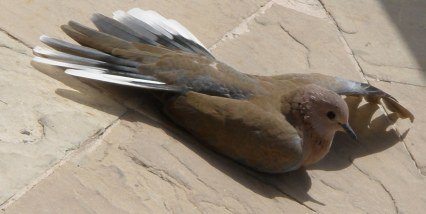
{"left": 32, "top": 8, "right": 414, "bottom": 173}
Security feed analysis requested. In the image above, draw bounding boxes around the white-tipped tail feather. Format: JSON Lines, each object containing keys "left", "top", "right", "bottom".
{"left": 123, "top": 8, "right": 211, "bottom": 55}
{"left": 34, "top": 46, "right": 108, "bottom": 66}
{"left": 33, "top": 56, "right": 107, "bottom": 71}
{"left": 65, "top": 69, "right": 182, "bottom": 92}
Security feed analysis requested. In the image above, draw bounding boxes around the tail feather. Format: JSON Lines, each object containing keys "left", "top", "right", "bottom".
{"left": 33, "top": 46, "right": 139, "bottom": 73}
{"left": 93, "top": 12, "right": 192, "bottom": 53}
{"left": 91, "top": 13, "right": 157, "bottom": 45}
{"left": 121, "top": 8, "right": 212, "bottom": 57}
{"left": 33, "top": 56, "right": 108, "bottom": 71}
{"left": 40, "top": 35, "right": 138, "bottom": 67}
{"left": 33, "top": 8, "right": 213, "bottom": 93}
{"left": 113, "top": 10, "right": 161, "bottom": 41}
{"left": 63, "top": 21, "right": 136, "bottom": 54}
{"left": 65, "top": 69, "right": 183, "bottom": 92}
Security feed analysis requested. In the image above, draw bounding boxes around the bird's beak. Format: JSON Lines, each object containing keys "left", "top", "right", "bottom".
{"left": 340, "top": 123, "right": 358, "bottom": 141}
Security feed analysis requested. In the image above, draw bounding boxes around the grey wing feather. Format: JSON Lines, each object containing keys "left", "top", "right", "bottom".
{"left": 333, "top": 77, "right": 397, "bottom": 101}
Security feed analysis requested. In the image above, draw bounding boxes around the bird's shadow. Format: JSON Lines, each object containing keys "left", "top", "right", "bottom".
{"left": 310, "top": 96, "right": 409, "bottom": 171}
{"left": 33, "top": 61, "right": 407, "bottom": 205}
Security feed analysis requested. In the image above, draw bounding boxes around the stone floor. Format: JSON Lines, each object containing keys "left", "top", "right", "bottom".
{"left": 0, "top": 0, "right": 425, "bottom": 213}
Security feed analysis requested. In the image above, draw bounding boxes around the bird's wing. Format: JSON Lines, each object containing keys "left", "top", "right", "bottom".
{"left": 32, "top": 8, "right": 214, "bottom": 93}
{"left": 164, "top": 91, "right": 303, "bottom": 173}
{"left": 273, "top": 73, "right": 414, "bottom": 122}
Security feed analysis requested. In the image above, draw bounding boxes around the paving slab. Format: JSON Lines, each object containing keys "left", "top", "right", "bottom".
{"left": 320, "top": 0, "right": 426, "bottom": 86}
{"left": 0, "top": 32, "right": 126, "bottom": 205}
{"left": 212, "top": 3, "right": 361, "bottom": 81}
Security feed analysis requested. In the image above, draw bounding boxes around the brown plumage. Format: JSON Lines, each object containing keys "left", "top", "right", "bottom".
{"left": 32, "top": 8, "right": 414, "bottom": 173}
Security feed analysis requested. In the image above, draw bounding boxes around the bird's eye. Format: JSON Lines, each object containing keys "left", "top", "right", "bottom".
{"left": 326, "top": 111, "right": 336, "bottom": 120}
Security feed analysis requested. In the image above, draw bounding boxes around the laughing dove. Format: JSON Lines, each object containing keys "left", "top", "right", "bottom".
{"left": 32, "top": 8, "right": 414, "bottom": 173}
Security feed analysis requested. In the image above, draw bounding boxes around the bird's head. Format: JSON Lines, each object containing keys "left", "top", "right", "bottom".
{"left": 297, "top": 84, "right": 357, "bottom": 141}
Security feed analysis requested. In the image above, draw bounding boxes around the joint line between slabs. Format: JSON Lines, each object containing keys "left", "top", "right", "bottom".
{"left": 209, "top": 0, "right": 275, "bottom": 50}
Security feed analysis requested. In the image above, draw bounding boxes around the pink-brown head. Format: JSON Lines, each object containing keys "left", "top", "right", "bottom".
{"left": 298, "top": 84, "right": 357, "bottom": 141}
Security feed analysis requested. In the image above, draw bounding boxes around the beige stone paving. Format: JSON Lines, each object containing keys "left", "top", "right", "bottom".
{"left": 0, "top": 0, "right": 425, "bottom": 213}
{"left": 320, "top": 0, "right": 426, "bottom": 86}
{"left": 0, "top": 22, "right": 126, "bottom": 205}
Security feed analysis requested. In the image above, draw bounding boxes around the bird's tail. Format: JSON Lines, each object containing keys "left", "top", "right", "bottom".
{"left": 32, "top": 8, "right": 212, "bottom": 92}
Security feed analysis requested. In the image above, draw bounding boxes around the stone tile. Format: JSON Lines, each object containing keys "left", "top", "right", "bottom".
{"left": 0, "top": 0, "right": 269, "bottom": 48}
{"left": 0, "top": 32, "right": 126, "bottom": 204}
{"left": 3, "top": 112, "right": 313, "bottom": 214}
{"left": 273, "top": 0, "right": 328, "bottom": 19}
{"left": 212, "top": 4, "right": 361, "bottom": 81}
{"left": 320, "top": 0, "right": 426, "bottom": 86}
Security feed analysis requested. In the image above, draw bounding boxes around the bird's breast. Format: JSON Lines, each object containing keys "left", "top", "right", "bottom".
{"left": 302, "top": 132, "right": 334, "bottom": 165}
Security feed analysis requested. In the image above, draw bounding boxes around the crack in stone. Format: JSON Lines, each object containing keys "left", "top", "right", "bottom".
{"left": 132, "top": 156, "right": 179, "bottom": 186}
{"left": 337, "top": 27, "right": 357, "bottom": 35}
{"left": 0, "top": 99, "right": 7, "bottom": 105}
{"left": 365, "top": 74, "right": 426, "bottom": 87}
{"left": 279, "top": 24, "right": 311, "bottom": 68}
{"left": 318, "top": 179, "right": 343, "bottom": 192}
{"left": 118, "top": 145, "right": 182, "bottom": 188}
{"left": 198, "top": 200, "right": 234, "bottom": 214}
{"left": 357, "top": 55, "right": 424, "bottom": 71}
{"left": 162, "top": 201, "right": 171, "bottom": 212}
{"left": 315, "top": 1, "right": 356, "bottom": 34}
{"left": 350, "top": 159, "right": 399, "bottom": 214}
{"left": 0, "top": 44, "right": 29, "bottom": 56}
{"left": 118, "top": 146, "right": 207, "bottom": 213}
{"left": 0, "top": 196, "right": 14, "bottom": 210}
{"left": 209, "top": 0, "right": 275, "bottom": 50}
{"left": 161, "top": 145, "right": 219, "bottom": 193}
{"left": 36, "top": 118, "right": 46, "bottom": 143}
{"left": 0, "top": 27, "right": 32, "bottom": 49}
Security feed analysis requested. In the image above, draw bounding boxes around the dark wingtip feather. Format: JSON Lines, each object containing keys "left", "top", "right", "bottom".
{"left": 382, "top": 97, "right": 415, "bottom": 122}
{"left": 91, "top": 13, "right": 143, "bottom": 43}
{"left": 359, "top": 83, "right": 397, "bottom": 101}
